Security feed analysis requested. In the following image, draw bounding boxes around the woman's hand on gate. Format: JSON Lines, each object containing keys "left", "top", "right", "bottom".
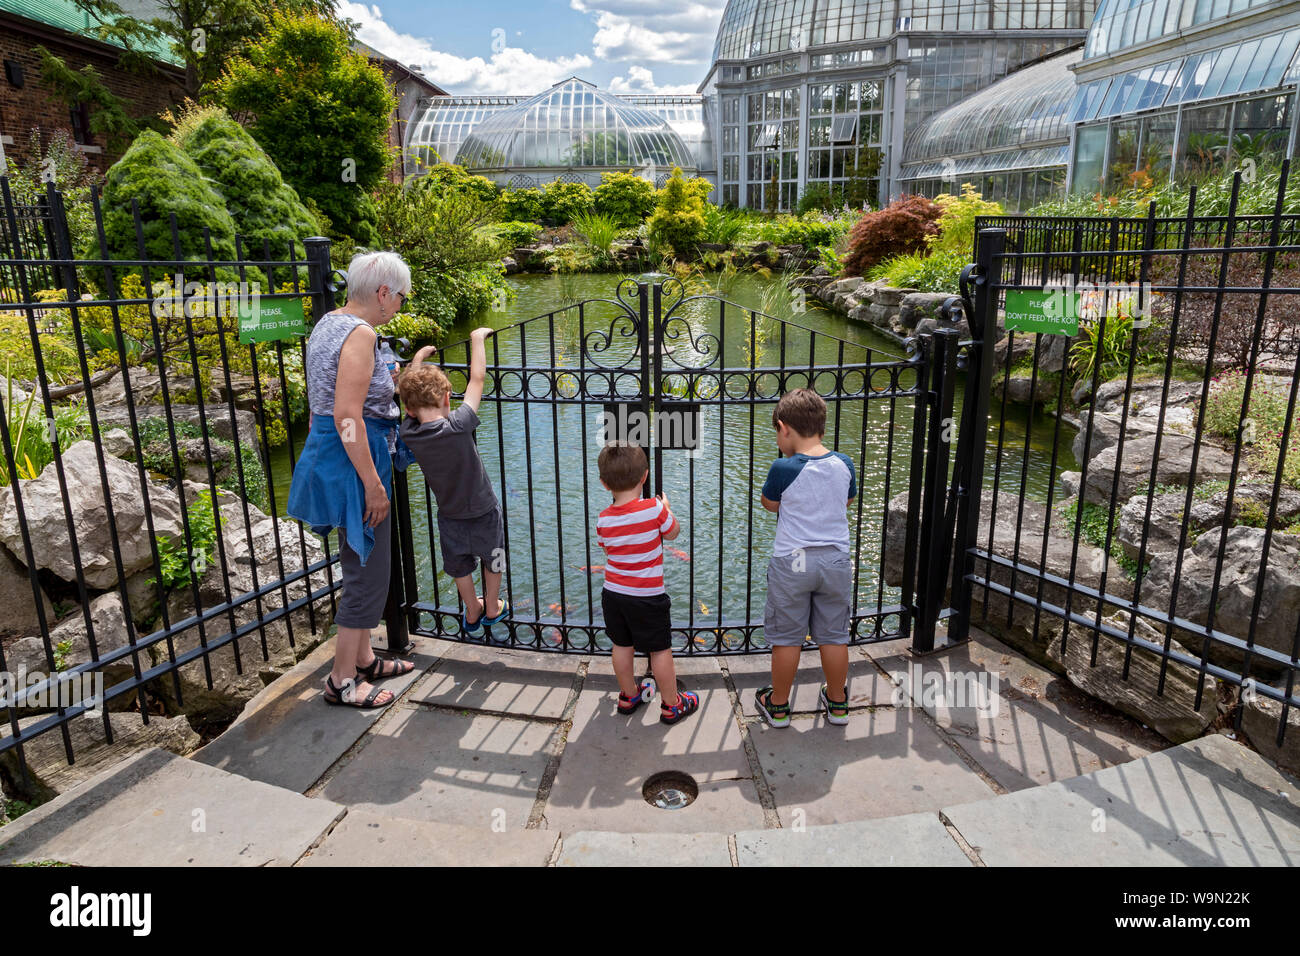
{"left": 364, "top": 479, "right": 390, "bottom": 528}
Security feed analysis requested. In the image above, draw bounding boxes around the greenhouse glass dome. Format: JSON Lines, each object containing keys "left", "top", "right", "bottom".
{"left": 450, "top": 77, "right": 698, "bottom": 187}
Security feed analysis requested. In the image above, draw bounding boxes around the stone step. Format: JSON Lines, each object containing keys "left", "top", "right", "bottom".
{"left": 2, "top": 734, "right": 1294, "bottom": 867}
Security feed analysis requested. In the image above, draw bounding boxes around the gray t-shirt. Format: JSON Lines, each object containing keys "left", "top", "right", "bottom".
{"left": 305, "top": 311, "right": 399, "bottom": 421}
{"left": 400, "top": 404, "right": 498, "bottom": 519}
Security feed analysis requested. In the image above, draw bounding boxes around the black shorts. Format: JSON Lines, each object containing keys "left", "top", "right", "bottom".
{"left": 601, "top": 589, "right": 672, "bottom": 654}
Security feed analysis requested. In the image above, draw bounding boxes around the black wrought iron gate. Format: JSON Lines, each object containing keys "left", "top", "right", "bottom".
{"left": 385, "top": 276, "right": 964, "bottom": 657}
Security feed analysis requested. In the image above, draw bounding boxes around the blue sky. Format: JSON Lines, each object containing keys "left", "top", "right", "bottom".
{"left": 340, "top": 0, "right": 728, "bottom": 95}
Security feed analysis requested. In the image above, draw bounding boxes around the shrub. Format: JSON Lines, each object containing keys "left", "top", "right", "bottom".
{"left": 494, "top": 220, "right": 543, "bottom": 247}
{"left": 797, "top": 182, "right": 834, "bottom": 214}
{"left": 841, "top": 195, "right": 941, "bottom": 277}
{"left": 682, "top": 176, "right": 715, "bottom": 206}
{"left": 100, "top": 130, "right": 239, "bottom": 266}
{"left": 500, "top": 188, "right": 544, "bottom": 222}
{"left": 541, "top": 181, "right": 596, "bottom": 225}
{"left": 413, "top": 163, "right": 500, "bottom": 203}
{"left": 170, "top": 105, "right": 321, "bottom": 251}
{"left": 594, "top": 171, "right": 656, "bottom": 226}
{"left": 647, "top": 168, "right": 706, "bottom": 257}
{"left": 868, "top": 250, "right": 967, "bottom": 294}
{"left": 927, "top": 183, "right": 1002, "bottom": 257}
{"left": 1068, "top": 294, "right": 1166, "bottom": 385}
{"left": 1204, "top": 369, "right": 1300, "bottom": 488}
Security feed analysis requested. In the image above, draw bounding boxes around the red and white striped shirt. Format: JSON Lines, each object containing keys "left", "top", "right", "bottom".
{"left": 596, "top": 497, "right": 677, "bottom": 596}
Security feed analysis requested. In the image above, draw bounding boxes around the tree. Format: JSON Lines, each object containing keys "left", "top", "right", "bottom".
{"left": 170, "top": 105, "right": 321, "bottom": 250}
{"left": 214, "top": 13, "right": 395, "bottom": 245}
{"left": 41, "top": 0, "right": 337, "bottom": 101}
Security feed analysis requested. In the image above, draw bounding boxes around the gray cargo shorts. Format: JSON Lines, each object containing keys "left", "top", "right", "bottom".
{"left": 437, "top": 506, "right": 505, "bottom": 579}
{"left": 763, "top": 545, "right": 852, "bottom": 647}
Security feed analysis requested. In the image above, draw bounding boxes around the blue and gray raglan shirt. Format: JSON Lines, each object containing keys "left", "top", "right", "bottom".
{"left": 762, "top": 451, "right": 857, "bottom": 556}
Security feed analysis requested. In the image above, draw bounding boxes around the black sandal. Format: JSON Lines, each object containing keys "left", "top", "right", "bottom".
{"left": 324, "top": 675, "right": 393, "bottom": 709}
{"left": 356, "top": 655, "right": 416, "bottom": 682}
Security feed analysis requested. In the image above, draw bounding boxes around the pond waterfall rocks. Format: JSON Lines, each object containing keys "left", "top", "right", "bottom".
{"left": 0, "top": 436, "right": 333, "bottom": 800}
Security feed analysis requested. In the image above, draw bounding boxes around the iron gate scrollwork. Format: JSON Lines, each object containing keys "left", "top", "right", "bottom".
{"left": 389, "top": 277, "right": 960, "bottom": 656}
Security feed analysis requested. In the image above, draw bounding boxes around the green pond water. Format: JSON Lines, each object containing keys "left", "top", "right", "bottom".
{"left": 269, "top": 270, "right": 1076, "bottom": 638}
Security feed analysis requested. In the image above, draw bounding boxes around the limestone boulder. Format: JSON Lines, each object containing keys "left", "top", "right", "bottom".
{"left": 5, "top": 592, "right": 134, "bottom": 688}
{"left": 1082, "top": 433, "right": 1235, "bottom": 506}
{"left": 1145, "top": 526, "right": 1300, "bottom": 678}
{"left": 1241, "top": 687, "right": 1300, "bottom": 777}
{"left": 0, "top": 440, "right": 184, "bottom": 589}
{"left": 155, "top": 491, "right": 331, "bottom": 723}
{"left": 1046, "top": 611, "right": 1218, "bottom": 743}
{"left": 0, "top": 542, "right": 53, "bottom": 640}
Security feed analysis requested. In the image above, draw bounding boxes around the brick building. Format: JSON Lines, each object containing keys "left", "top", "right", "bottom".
{"left": 0, "top": 0, "right": 183, "bottom": 172}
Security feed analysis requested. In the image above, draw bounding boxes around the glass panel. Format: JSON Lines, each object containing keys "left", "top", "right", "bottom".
{"left": 1177, "top": 103, "right": 1230, "bottom": 180}
{"left": 1072, "top": 124, "right": 1108, "bottom": 195}
{"left": 1230, "top": 94, "right": 1293, "bottom": 168}
{"left": 1106, "top": 118, "right": 1141, "bottom": 192}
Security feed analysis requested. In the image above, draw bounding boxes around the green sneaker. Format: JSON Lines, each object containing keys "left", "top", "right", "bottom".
{"left": 820, "top": 684, "right": 850, "bottom": 725}
{"left": 755, "top": 686, "right": 791, "bottom": 728}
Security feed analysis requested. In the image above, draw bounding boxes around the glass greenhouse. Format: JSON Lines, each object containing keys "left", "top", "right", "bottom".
{"left": 699, "top": 0, "right": 1095, "bottom": 209}
{"left": 900, "top": 49, "right": 1079, "bottom": 209}
{"left": 1069, "top": 0, "right": 1300, "bottom": 194}
{"left": 407, "top": 78, "right": 699, "bottom": 187}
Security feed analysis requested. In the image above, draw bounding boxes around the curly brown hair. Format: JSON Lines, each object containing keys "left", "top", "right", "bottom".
{"left": 398, "top": 363, "right": 451, "bottom": 413}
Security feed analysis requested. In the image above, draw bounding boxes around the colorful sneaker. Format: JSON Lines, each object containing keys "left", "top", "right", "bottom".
{"left": 819, "top": 684, "right": 850, "bottom": 725}
{"left": 618, "top": 679, "right": 652, "bottom": 715}
{"left": 660, "top": 689, "right": 700, "bottom": 725}
{"left": 754, "top": 686, "right": 791, "bottom": 728}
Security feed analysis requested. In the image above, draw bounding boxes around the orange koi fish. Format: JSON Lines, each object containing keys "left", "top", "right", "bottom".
{"left": 666, "top": 547, "right": 691, "bottom": 562}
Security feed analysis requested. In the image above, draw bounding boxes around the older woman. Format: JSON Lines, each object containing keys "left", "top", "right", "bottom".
{"left": 288, "top": 251, "right": 417, "bottom": 707}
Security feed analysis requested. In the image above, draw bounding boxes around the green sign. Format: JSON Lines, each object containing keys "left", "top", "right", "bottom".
{"left": 1004, "top": 289, "right": 1079, "bottom": 335}
{"left": 239, "top": 297, "right": 306, "bottom": 344}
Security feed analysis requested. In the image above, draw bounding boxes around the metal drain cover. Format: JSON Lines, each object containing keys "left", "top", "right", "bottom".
{"left": 643, "top": 771, "right": 699, "bottom": 810}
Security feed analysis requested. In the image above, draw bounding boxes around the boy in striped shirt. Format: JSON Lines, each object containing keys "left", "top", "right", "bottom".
{"left": 596, "top": 443, "right": 700, "bottom": 725}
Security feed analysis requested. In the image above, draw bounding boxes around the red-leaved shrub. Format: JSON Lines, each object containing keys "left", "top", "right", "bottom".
{"left": 841, "top": 195, "right": 943, "bottom": 277}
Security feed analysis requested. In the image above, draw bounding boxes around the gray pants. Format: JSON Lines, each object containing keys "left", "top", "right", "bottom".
{"left": 335, "top": 514, "right": 391, "bottom": 629}
{"left": 763, "top": 546, "right": 852, "bottom": 646}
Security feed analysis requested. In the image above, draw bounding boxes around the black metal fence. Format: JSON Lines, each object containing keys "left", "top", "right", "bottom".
{"left": 392, "top": 278, "right": 963, "bottom": 656}
{"left": 0, "top": 178, "right": 341, "bottom": 782}
{"left": 952, "top": 162, "right": 1300, "bottom": 747}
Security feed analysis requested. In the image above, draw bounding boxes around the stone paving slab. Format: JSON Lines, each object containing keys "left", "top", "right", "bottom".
{"left": 298, "top": 808, "right": 558, "bottom": 866}
{"left": 728, "top": 647, "right": 897, "bottom": 714}
{"left": 750, "top": 707, "right": 997, "bottom": 826}
{"left": 942, "top": 733, "right": 1300, "bottom": 866}
{"left": 413, "top": 641, "right": 579, "bottom": 719}
{"left": 869, "top": 630, "right": 1164, "bottom": 793}
{"left": 194, "top": 637, "right": 436, "bottom": 792}
{"left": 0, "top": 748, "right": 342, "bottom": 866}
{"left": 542, "top": 671, "right": 766, "bottom": 834}
{"left": 735, "top": 811, "right": 973, "bottom": 866}
{"left": 314, "top": 706, "right": 556, "bottom": 829}
{"left": 556, "top": 830, "right": 733, "bottom": 866}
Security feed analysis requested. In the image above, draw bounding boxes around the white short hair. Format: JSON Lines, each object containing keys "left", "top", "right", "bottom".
{"left": 348, "top": 251, "right": 412, "bottom": 304}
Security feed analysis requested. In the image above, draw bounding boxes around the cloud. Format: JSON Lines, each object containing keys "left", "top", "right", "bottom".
{"left": 607, "top": 66, "right": 699, "bottom": 95}
{"left": 570, "top": 0, "right": 725, "bottom": 65}
{"left": 339, "top": 2, "right": 594, "bottom": 94}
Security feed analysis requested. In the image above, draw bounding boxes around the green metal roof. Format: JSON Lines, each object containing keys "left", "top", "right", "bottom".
{"left": 0, "top": 0, "right": 182, "bottom": 65}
